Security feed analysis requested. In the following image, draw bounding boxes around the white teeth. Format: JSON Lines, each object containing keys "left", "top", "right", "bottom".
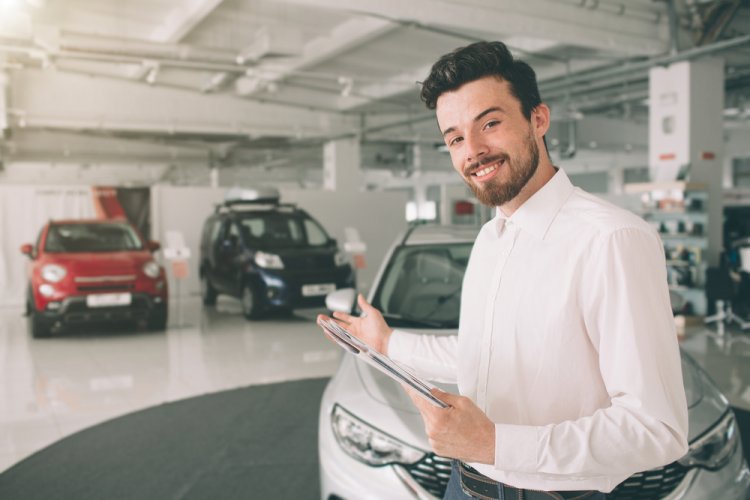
{"left": 475, "top": 162, "right": 500, "bottom": 177}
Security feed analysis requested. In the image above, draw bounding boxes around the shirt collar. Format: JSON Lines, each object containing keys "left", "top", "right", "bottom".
{"left": 493, "top": 168, "right": 575, "bottom": 240}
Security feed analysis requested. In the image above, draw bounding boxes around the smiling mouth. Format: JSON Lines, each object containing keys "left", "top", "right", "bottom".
{"left": 471, "top": 159, "right": 505, "bottom": 177}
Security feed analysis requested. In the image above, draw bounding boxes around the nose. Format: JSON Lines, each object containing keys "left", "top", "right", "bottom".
{"left": 463, "top": 131, "right": 489, "bottom": 164}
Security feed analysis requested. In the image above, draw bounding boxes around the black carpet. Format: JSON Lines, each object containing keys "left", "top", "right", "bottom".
{"left": 0, "top": 378, "right": 329, "bottom": 500}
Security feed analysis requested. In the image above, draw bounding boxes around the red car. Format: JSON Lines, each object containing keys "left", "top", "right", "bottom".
{"left": 21, "top": 219, "right": 168, "bottom": 338}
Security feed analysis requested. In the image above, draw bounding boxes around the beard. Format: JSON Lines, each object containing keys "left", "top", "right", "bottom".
{"left": 463, "top": 132, "right": 540, "bottom": 207}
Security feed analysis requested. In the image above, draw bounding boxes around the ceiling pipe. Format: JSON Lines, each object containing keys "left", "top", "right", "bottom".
{"left": 540, "top": 33, "right": 750, "bottom": 93}
{"left": 567, "top": 0, "right": 663, "bottom": 23}
{"left": 57, "top": 32, "right": 242, "bottom": 67}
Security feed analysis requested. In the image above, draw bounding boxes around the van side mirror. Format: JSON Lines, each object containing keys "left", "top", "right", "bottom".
{"left": 147, "top": 241, "right": 161, "bottom": 252}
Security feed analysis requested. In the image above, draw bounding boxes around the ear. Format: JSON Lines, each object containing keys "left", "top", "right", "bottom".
{"left": 531, "top": 103, "right": 551, "bottom": 138}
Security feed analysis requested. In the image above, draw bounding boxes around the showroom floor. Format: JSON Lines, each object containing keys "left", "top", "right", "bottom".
{"left": 3, "top": 296, "right": 750, "bottom": 476}
{"left": 0, "top": 297, "right": 340, "bottom": 473}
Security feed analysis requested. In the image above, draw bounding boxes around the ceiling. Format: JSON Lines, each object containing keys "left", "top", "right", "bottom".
{"left": 0, "top": 0, "right": 749, "bottom": 183}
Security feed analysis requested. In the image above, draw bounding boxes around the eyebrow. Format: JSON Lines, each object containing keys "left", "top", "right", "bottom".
{"left": 441, "top": 106, "right": 505, "bottom": 138}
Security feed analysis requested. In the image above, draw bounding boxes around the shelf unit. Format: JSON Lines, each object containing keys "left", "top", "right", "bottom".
{"left": 624, "top": 181, "right": 708, "bottom": 316}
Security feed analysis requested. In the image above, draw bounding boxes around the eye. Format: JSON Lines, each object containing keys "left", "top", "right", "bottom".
{"left": 448, "top": 136, "right": 463, "bottom": 147}
{"left": 484, "top": 120, "right": 500, "bottom": 130}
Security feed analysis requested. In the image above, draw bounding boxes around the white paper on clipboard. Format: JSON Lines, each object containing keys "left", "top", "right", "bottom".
{"left": 317, "top": 318, "right": 449, "bottom": 408}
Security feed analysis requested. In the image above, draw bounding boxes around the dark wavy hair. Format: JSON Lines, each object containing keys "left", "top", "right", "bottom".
{"left": 420, "top": 41, "right": 542, "bottom": 119}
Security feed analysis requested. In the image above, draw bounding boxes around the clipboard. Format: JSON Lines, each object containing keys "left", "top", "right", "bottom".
{"left": 317, "top": 317, "right": 450, "bottom": 409}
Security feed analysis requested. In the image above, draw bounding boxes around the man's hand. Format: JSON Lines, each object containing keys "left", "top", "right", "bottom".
{"left": 404, "top": 386, "right": 495, "bottom": 465}
{"left": 317, "top": 294, "right": 393, "bottom": 355}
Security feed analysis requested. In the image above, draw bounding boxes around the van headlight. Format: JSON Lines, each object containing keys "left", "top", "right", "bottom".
{"left": 678, "top": 410, "right": 739, "bottom": 471}
{"left": 331, "top": 404, "right": 425, "bottom": 467}
{"left": 254, "top": 251, "right": 284, "bottom": 269}
{"left": 143, "top": 261, "right": 161, "bottom": 279}
{"left": 41, "top": 264, "right": 67, "bottom": 283}
{"left": 334, "top": 251, "right": 348, "bottom": 267}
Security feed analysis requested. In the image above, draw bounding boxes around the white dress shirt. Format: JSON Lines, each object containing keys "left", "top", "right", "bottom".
{"left": 388, "top": 168, "right": 689, "bottom": 493}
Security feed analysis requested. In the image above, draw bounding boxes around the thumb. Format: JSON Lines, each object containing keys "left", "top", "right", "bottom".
{"left": 358, "top": 293, "right": 374, "bottom": 312}
{"left": 431, "top": 387, "right": 459, "bottom": 405}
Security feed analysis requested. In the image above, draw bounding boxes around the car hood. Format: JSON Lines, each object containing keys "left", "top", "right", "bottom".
{"left": 42, "top": 251, "right": 153, "bottom": 276}
{"left": 356, "top": 347, "right": 728, "bottom": 445}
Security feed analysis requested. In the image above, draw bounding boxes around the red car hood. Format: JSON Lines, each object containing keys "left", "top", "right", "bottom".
{"left": 43, "top": 251, "right": 152, "bottom": 276}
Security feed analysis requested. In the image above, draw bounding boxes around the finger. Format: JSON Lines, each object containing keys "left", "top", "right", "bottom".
{"left": 358, "top": 294, "right": 375, "bottom": 313}
{"left": 332, "top": 311, "right": 356, "bottom": 324}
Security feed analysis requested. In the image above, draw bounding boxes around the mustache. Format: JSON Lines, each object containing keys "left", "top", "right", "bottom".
{"left": 464, "top": 154, "right": 508, "bottom": 176}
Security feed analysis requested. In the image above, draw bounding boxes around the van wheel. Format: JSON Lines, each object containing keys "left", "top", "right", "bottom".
{"left": 201, "top": 274, "right": 217, "bottom": 306}
{"left": 241, "top": 285, "right": 262, "bottom": 320}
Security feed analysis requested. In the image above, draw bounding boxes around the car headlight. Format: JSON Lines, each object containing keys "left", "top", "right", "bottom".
{"left": 254, "top": 251, "right": 284, "bottom": 269}
{"left": 331, "top": 404, "right": 425, "bottom": 467}
{"left": 143, "top": 261, "right": 161, "bottom": 279}
{"left": 334, "top": 251, "right": 348, "bottom": 267}
{"left": 41, "top": 264, "right": 67, "bottom": 283}
{"left": 678, "top": 410, "right": 739, "bottom": 471}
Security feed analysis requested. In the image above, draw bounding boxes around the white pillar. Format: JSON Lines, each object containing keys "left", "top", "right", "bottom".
{"left": 323, "top": 137, "right": 362, "bottom": 191}
{"left": 0, "top": 70, "right": 8, "bottom": 133}
{"left": 649, "top": 58, "right": 725, "bottom": 266}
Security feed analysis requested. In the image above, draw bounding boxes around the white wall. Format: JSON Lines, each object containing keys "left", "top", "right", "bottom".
{"left": 0, "top": 185, "right": 96, "bottom": 307}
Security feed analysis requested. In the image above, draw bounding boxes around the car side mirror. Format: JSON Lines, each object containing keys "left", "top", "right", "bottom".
{"left": 20, "top": 243, "right": 34, "bottom": 258}
{"left": 325, "top": 288, "right": 357, "bottom": 314}
{"left": 147, "top": 241, "right": 161, "bottom": 252}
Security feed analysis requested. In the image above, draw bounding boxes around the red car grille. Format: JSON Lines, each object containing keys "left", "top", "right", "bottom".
{"left": 77, "top": 284, "right": 135, "bottom": 292}
{"left": 74, "top": 275, "right": 136, "bottom": 292}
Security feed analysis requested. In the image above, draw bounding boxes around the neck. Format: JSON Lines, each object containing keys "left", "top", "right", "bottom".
{"left": 498, "top": 158, "right": 557, "bottom": 217}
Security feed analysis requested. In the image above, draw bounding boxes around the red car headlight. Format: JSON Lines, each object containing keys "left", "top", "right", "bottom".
{"left": 41, "top": 264, "right": 67, "bottom": 283}
{"left": 143, "top": 261, "right": 161, "bottom": 279}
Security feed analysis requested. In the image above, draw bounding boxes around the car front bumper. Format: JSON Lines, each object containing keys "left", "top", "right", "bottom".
{"left": 256, "top": 266, "right": 355, "bottom": 309}
{"left": 39, "top": 293, "right": 167, "bottom": 326}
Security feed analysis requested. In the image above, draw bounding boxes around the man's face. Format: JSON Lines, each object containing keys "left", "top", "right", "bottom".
{"left": 436, "top": 76, "right": 541, "bottom": 207}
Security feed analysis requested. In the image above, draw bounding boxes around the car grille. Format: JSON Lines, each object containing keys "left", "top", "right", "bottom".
{"left": 404, "top": 454, "right": 688, "bottom": 499}
{"left": 608, "top": 461, "right": 689, "bottom": 499}
{"left": 402, "top": 454, "right": 452, "bottom": 498}
{"left": 77, "top": 284, "right": 135, "bottom": 292}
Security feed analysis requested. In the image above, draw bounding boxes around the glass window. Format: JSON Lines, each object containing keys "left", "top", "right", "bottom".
{"left": 44, "top": 223, "right": 143, "bottom": 253}
{"left": 303, "top": 218, "right": 329, "bottom": 246}
{"left": 371, "top": 243, "right": 472, "bottom": 329}
{"left": 238, "top": 212, "right": 330, "bottom": 249}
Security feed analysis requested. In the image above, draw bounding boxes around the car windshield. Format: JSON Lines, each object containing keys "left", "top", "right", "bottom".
{"left": 371, "top": 243, "right": 472, "bottom": 329}
{"left": 45, "top": 223, "right": 143, "bottom": 253}
{"left": 238, "top": 212, "right": 330, "bottom": 249}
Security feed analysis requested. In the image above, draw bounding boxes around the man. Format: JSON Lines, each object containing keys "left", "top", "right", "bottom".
{"left": 319, "top": 41, "right": 688, "bottom": 499}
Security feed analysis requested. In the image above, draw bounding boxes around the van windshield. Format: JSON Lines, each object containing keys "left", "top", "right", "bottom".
{"left": 238, "top": 212, "right": 330, "bottom": 249}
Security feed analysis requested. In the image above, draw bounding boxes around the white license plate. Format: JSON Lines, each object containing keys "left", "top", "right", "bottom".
{"left": 301, "top": 283, "right": 336, "bottom": 297}
{"left": 86, "top": 293, "right": 132, "bottom": 308}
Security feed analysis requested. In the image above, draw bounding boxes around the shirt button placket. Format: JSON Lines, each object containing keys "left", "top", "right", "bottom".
{"left": 475, "top": 227, "right": 515, "bottom": 409}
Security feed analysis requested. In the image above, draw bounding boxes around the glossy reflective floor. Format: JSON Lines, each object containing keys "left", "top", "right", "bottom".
{"left": 3, "top": 299, "right": 750, "bottom": 475}
{"left": 0, "top": 297, "right": 341, "bottom": 473}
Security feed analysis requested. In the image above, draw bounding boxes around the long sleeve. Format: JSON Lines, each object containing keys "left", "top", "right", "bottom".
{"left": 488, "top": 227, "right": 689, "bottom": 482}
{"left": 388, "top": 329, "right": 459, "bottom": 384}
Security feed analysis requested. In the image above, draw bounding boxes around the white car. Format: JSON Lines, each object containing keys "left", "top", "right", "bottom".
{"left": 319, "top": 224, "right": 750, "bottom": 500}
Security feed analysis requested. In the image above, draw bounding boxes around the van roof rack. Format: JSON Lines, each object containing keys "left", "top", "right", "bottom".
{"left": 223, "top": 187, "right": 280, "bottom": 206}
